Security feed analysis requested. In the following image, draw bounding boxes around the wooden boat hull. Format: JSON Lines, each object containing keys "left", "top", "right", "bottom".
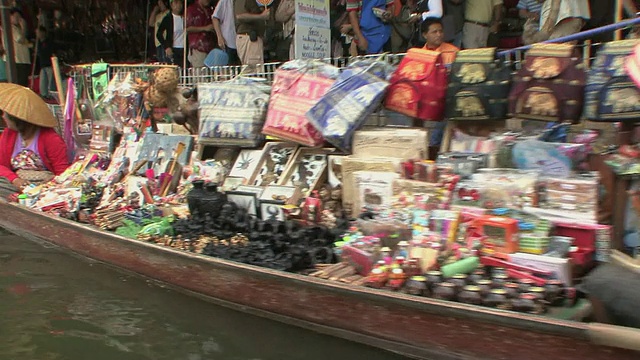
{"left": 1, "top": 202, "right": 638, "bottom": 360}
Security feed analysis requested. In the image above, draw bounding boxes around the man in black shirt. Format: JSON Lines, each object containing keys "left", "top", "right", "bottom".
{"left": 36, "top": 26, "right": 55, "bottom": 99}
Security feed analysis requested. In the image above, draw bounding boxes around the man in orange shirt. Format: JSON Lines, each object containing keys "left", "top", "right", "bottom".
{"left": 421, "top": 18, "right": 459, "bottom": 159}
{"left": 421, "top": 17, "right": 459, "bottom": 66}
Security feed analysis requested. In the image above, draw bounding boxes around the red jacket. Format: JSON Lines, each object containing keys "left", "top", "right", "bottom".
{"left": 0, "top": 128, "right": 70, "bottom": 183}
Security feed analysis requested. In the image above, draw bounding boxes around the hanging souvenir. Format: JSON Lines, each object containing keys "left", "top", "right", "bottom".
{"left": 198, "top": 78, "right": 271, "bottom": 147}
{"left": 584, "top": 39, "right": 640, "bottom": 122}
{"left": 262, "top": 59, "right": 340, "bottom": 147}
{"left": 306, "top": 60, "right": 390, "bottom": 153}
{"left": 508, "top": 43, "right": 586, "bottom": 123}
{"left": 384, "top": 48, "right": 448, "bottom": 121}
{"left": 446, "top": 47, "right": 512, "bottom": 121}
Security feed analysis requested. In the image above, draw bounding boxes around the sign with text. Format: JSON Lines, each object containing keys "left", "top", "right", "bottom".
{"left": 294, "top": 0, "right": 331, "bottom": 59}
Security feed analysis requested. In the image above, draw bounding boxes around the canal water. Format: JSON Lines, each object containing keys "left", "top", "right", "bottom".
{"left": 0, "top": 230, "right": 410, "bottom": 360}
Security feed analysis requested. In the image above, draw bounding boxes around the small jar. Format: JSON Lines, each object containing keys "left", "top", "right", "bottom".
{"left": 425, "top": 271, "right": 443, "bottom": 290}
{"left": 484, "top": 289, "right": 509, "bottom": 309}
{"left": 405, "top": 276, "right": 429, "bottom": 297}
{"left": 433, "top": 282, "right": 457, "bottom": 301}
{"left": 405, "top": 258, "right": 422, "bottom": 277}
{"left": 476, "top": 279, "right": 493, "bottom": 296}
{"left": 450, "top": 274, "right": 469, "bottom": 290}
{"left": 469, "top": 269, "right": 487, "bottom": 284}
{"left": 544, "top": 280, "right": 565, "bottom": 305}
{"left": 528, "top": 287, "right": 547, "bottom": 302}
{"left": 503, "top": 282, "right": 521, "bottom": 299}
{"left": 364, "top": 268, "right": 388, "bottom": 289}
{"left": 513, "top": 294, "right": 537, "bottom": 313}
{"left": 518, "top": 278, "right": 535, "bottom": 293}
{"left": 459, "top": 285, "right": 483, "bottom": 305}
{"left": 492, "top": 274, "right": 510, "bottom": 286}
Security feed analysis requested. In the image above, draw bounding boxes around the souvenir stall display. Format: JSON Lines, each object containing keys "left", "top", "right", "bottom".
{"left": 9, "top": 39, "right": 640, "bottom": 323}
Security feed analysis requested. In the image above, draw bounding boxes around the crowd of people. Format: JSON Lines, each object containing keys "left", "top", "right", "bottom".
{"left": 147, "top": 0, "right": 639, "bottom": 69}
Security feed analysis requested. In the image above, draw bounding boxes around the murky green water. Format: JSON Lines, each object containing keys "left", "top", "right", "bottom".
{"left": 0, "top": 231, "right": 409, "bottom": 360}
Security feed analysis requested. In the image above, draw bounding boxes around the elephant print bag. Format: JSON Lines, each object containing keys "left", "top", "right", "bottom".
{"left": 384, "top": 48, "right": 448, "bottom": 121}
{"left": 198, "top": 78, "right": 271, "bottom": 147}
{"left": 263, "top": 60, "right": 340, "bottom": 147}
{"left": 508, "top": 43, "right": 586, "bottom": 123}
{"left": 306, "top": 59, "right": 392, "bottom": 153}
{"left": 584, "top": 39, "right": 640, "bottom": 122}
{"left": 446, "top": 47, "right": 512, "bottom": 121}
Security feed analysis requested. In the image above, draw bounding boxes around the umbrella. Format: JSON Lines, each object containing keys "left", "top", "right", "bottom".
{"left": 0, "top": 83, "right": 57, "bottom": 128}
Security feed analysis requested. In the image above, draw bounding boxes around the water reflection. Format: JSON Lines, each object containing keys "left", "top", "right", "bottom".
{"left": 0, "top": 234, "right": 410, "bottom": 360}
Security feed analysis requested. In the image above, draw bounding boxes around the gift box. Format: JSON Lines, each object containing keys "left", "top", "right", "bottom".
{"left": 352, "top": 128, "right": 429, "bottom": 160}
{"left": 342, "top": 156, "right": 401, "bottom": 214}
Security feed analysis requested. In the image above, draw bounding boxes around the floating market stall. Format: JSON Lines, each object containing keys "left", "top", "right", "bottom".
{"left": 3, "top": 20, "right": 640, "bottom": 359}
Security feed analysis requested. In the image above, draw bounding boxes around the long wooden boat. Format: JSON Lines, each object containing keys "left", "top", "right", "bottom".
{"left": 2, "top": 201, "right": 640, "bottom": 360}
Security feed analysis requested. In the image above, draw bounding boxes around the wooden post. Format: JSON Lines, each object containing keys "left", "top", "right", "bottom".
{"left": 615, "top": 0, "right": 623, "bottom": 41}
{"left": 51, "top": 56, "right": 66, "bottom": 106}
{"left": 183, "top": 0, "right": 188, "bottom": 78}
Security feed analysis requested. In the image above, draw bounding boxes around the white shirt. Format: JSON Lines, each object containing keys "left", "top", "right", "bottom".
{"left": 173, "top": 14, "right": 185, "bottom": 49}
{"left": 212, "top": 0, "right": 237, "bottom": 49}
{"left": 421, "top": 0, "right": 444, "bottom": 21}
{"left": 540, "top": 0, "right": 591, "bottom": 29}
{"left": 12, "top": 25, "right": 30, "bottom": 64}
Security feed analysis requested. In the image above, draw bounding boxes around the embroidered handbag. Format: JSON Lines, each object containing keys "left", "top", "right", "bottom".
{"left": 446, "top": 47, "right": 512, "bottom": 121}
{"left": 306, "top": 59, "right": 391, "bottom": 153}
{"left": 584, "top": 39, "right": 640, "bottom": 122}
{"left": 262, "top": 60, "right": 340, "bottom": 147}
{"left": 508, "top": 43, "right": 586, "bottom": 123}
{"left": 384, "top": 48, "right": 448, "bottom": 121}
{"left": 198, "top": 78, "right": 271, "bottom": 147}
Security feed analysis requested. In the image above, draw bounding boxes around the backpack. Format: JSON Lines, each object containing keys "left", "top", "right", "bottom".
{"left": 384, "top": 48, "right": 448, "bottom": 121}
{"left": 508, "top": 43, "right": 586, "bottom": 123}
{"left": 446, "top": 47, "right": 512, "bottom": 121}
{"left": 584, "top": 39, "right": 640, "bottom": 122}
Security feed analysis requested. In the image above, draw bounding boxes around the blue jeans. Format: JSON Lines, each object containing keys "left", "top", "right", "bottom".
{"left": 156, "top": 46, "right": 167, "bottom": 63}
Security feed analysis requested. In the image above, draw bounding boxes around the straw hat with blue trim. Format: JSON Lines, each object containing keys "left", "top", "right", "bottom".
{"left": 0, "top": 83, "right": 57, "bottom": 128}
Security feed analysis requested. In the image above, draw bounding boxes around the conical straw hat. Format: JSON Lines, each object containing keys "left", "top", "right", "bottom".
{"left": 0, "top": 83, "right": 57, "bottom": 128}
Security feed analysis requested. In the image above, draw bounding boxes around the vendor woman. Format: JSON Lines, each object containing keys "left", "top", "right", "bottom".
{"left": 0, "top": 84, "right": 69, "bottom": 198}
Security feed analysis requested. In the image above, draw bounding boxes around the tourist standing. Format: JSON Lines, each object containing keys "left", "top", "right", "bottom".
{"left": 10, "top": 8, "right": 31, "bottom": 87}
{"left": 150, "top": 0, "right": 171, "bottom": 63}
{"left": 213, "top": 0, "right": 240, "bottom": 64}
{"left": 234, "top": 0, "right": 270, "bottom": 65}
{"left": 158, "top": 0, "right": 187, "bottom": 68}
{"left": 462, "top": 0, "right": 502, "bottom": 49}
{"left": 187, "top": 0, "right": 216, "bottom": 68}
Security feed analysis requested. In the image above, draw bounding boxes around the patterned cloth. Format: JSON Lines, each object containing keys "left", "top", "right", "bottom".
{"left": 11, "top": 131, "right": 46, "bottom": 172}
{"left": 517, "top": 0, "right": 543, "bottom": 13}
{"left": 187, "top": 3, "right": 216, "bottom": 53}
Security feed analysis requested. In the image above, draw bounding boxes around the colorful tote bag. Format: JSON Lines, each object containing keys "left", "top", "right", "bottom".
{"left": 262, "top": 60, "right": 340, "bottom": 147}
{"left": 198, "top": 78, "right": 271, "bottom": 147}
{"left": 446, "top": 47, "right": 512, "bottom": 121}
{"left": 384, "top": 48, "right": 448, "bottom": 121}
{"left": 584, "top": 39, "right": 640, "bottom": 122}
{"left": 508, "top": 43, "right": 586, "bottom": 123}
{"left": 306, "top": 60, "right": 391, "bottom": 153}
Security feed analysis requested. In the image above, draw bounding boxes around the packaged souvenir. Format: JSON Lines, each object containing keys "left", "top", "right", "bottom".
{"left": 263, "top": 60, "right": 340, "bottom": 147}
{"left": 198, "top": 78, "right": 271, "bottom": 147}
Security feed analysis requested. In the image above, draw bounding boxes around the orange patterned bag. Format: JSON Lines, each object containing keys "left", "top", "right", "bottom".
{"left": 384, "top": 48, "right": 448, "bottom": 121}
{"left": 262, "top": 60, "right": 340, "bottom": 147}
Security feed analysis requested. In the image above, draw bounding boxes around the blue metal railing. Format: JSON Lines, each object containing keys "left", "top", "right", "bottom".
{"left": 497, "top": 17, "right": 640, "bottom": 58}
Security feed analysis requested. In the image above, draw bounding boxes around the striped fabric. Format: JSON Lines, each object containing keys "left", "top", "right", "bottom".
{"left": 517, "top": 0, "right": 543, "bottom": 13}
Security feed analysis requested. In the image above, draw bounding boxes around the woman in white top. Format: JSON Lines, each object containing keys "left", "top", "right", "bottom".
{"left": 10, "top": 8, "right": 31, "bottom": 87}
{"left": 157, "top": 0, "right": 186, "bottom": 68}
